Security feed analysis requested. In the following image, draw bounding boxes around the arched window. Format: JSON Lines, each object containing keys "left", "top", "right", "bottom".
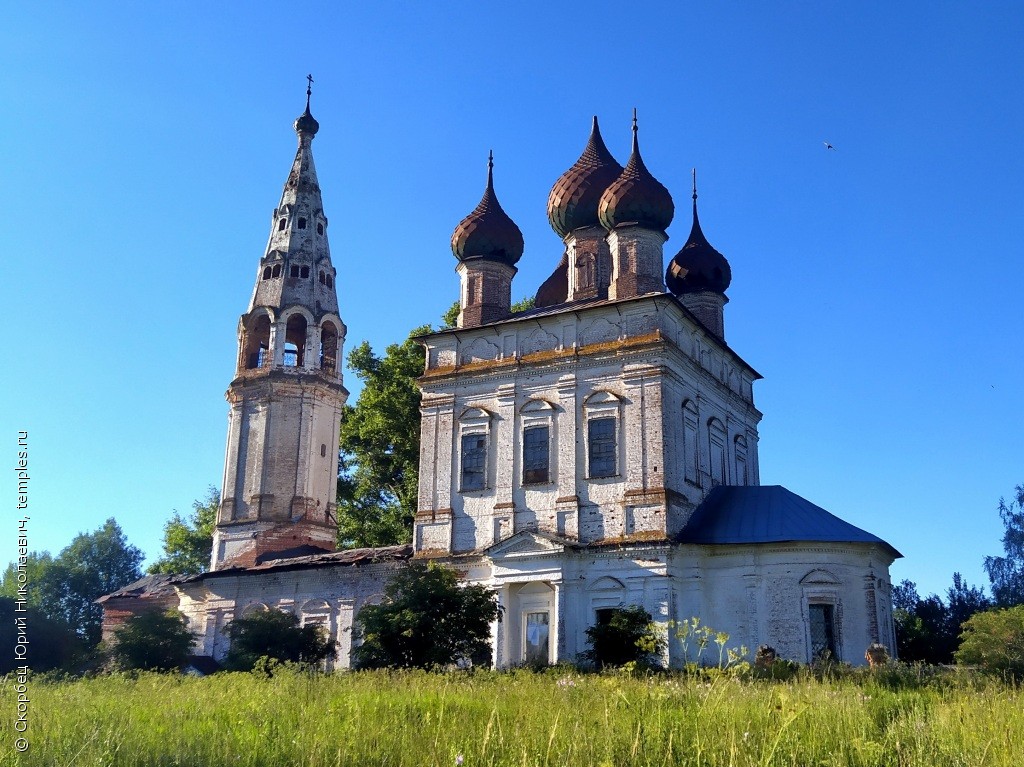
{"left": 290, "top": 265, "right": 300, "bottom": 278}
{"left": 297, "top": 217, "right": 307, "bottom": 229}
{"left": 317, "top": 222, "right": 324, "bottom": 236}
{"left": 300, "top": 265, "right": 310, "bottom": 278}
{"left": 278, "top": 218, "right": 287, "bottom": 231}
{"left": 319, "top": 270, "right": 326, "bottom": 285}
{"left": 319, "top": 321, "right": 339, "bottom": 374}
{"left": 271, "top": 263, "right": 281, "bottom": 278}
{"left": 284, "top": 314, "right": 308, "bottom": 367}
{"left": 242, "top": 314, "right": 271, "bottom": 370}
{"left": 262, "top": 266, "right": 272, "bottom": 280}
{"left": 458, "top": 407, "right": 492, "bottom": 492}
{"left": 583, "top": 391, "right": 621, "bottom": 479}
{"left": 325, "top": 273, "right": 334, "bottom": 288}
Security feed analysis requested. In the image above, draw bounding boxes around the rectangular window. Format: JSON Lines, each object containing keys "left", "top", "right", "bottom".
{"left": 588, "top": 417, "right": 616, "bottom": 478}
{"left": 808, "top": 603, "right": 837, "bottom": 660}
{"left": 522, "top": 425, "right": 550, "bottom": 484}
{"left": 461, "top": 433, "right": 487, "bottom": 491}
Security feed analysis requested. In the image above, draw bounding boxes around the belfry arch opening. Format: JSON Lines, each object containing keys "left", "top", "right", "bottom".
{"left": 242, "top": 315, "right": 271, "bottom": 370}
{"left": 284, "top": 315, "right": 308, "bottom": 367}
{"left": 319, "top": 320, "right": 339, "bottom": 373}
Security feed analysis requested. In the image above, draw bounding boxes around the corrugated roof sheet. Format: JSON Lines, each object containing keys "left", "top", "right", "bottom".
{"left": 677, "top": 485, "right": 901, "bottom": 558}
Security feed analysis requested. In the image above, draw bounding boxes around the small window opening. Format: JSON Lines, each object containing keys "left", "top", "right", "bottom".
{"left": 461, "top": 433, "right": 487, "bottom": 491}
{"left": 300, "top": 265, "right": 310, "bottom": 278}
{"left": 319, "top": 270, "right": 326, "bottom": 285}
{"left": 290, "top": 265, "right": 300, "bottom": 278}
{"left": 320, "top": 444, "right": 327, "bottom": 458}
{"left": 325, "top": 273, "right": 333, "bottom": 289}
{"left": 523, "top": 425, "right": 550, "bottom": 484}
{"left": 588, "top": 417, "right": 617, "bottom": 478}
{"left": 271, "top": 264, "right": 281, "bottom": 278}
{"left": 262, "top": 266, "right": 272, "bottom": 280}
{"left": 316, "top": 222, "right": 324, "bottom": 235}
{"left": 319, "top": 321, "right": 339, "bottom": 374}
{"left": 278, "top": 218, "right": 287, "bottom": 231}
{"left": 284, "top": 314, "right": 308, "bottom": 367}
{"left": 298, "top": 217, "right": 307, "bottom": 230}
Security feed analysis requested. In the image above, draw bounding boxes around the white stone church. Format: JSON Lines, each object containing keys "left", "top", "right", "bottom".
{"left": 101, "top": 94, "right": 900, "bottom": 669}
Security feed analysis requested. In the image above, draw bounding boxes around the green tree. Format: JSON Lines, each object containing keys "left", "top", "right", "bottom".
{"left": 440, "top": 296, "right": 534, "bottom": 329}
{"left": 336, "top": 330, "right": 426, "bottom": 548}
{"left": 583, "top": 605, "right": 664, "bottom": 669}
{"left": 892, "top": 574, "right": 990, "bottom": 664}
{"left": 985, "top": 484, "right": 1024, "bottom": 607}
{"left": 111, "top": 609, "right": 195, "bottom": 672}
{"left": 224, "top": 609, "right": 335, "bottom": 671}
{"left": 0, "top": 597, "right": 82, "bottom": 673}
{"left": 353, "top": 562, "right": 498, "bottom": 670}
{"left": 0, "top": 519, "right": 143, "bottom": 646}
{"left": 955, "top": 605, "right": 1024, "bottom": 680}
{"left": 148, "top": 488, "right": 219, "bottom": 576}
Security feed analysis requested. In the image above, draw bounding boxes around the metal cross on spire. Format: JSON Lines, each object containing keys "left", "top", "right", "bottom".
{"left": 305, "top": 74, "right": 314, "bottom": 110}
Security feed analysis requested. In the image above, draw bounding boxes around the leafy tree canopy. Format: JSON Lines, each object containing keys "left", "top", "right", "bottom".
{"left": 148, "top": 488, "right": 219, "bottom": 576}
{"left": 224, "top": 609, "right": 335, "bottom": 672}
{"left": 985, "top": 484, "right": 1024, "bottom": 607}
{"left": 0, "top": 519, "right": 143, "bottom": 646}
{"left": 893, "top": 573, "right": 991, "bottom": 664}
{"left": 112, "top": 609, "right": 195, "bottom": 672}
{"left": 955, "top": 604, "right": 1024, "bottom": 680}
{"left": 583, "top": 605, "right": 664, "bottom": 670}
{"left": 353, "top": 562, "right": 498, "bottom": 670}
{"left": 0, "top": 597, "right": 82, "bottom": 673}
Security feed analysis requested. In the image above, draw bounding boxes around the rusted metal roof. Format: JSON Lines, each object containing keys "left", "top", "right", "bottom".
{"left": 547, "top": 116, "right": 623, "bottom": 238}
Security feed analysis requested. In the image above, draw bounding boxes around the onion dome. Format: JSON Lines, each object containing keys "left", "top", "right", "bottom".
{"left": 547, "top": 117, "right": 623, "bottom": 238}
{"left": 293, "top": 78, "right": 320, "bottom": 136}
{"left": 598, "top": 112, "right": 674, "bottom": 232}
{"left": 666, "top": 172, "right": 731, "bottom": 295}
{"left": 451, "top": 152, "right": 524, "bottom": 267}
{"left": 535, "top": 252, "right": 569, "bottom": 308}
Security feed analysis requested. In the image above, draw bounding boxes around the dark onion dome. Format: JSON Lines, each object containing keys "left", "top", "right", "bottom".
{"left": 294, "top": 88, "right": 319, "bottom": 136}
{"left": 451, "top": 152, "right": 524, "bottom": 267}
{"left": 547, "top": 117, "right": 623, "bottom": 238}
{"left": 535, "top": 252, "right": 568, "bottom": 307}
{"left": 665, "top": 175, "right": 731, "bottom": 295}
{"left": 598, "top": 113, "right": 674, "bottom": 232}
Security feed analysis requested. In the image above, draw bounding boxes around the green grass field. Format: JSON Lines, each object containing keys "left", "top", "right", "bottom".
{"left": 3, "top": 668, "right": 1022, "bottom": 766}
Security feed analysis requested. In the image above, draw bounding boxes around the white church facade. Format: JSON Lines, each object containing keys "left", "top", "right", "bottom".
{"left": 101, "top": 94, "right": 900, "bottom": 669}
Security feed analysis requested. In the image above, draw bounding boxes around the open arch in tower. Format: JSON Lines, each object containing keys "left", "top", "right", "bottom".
{"left": 241, "top": 314, "right": 272, "bottom": 370}
{"left": 284, "top": 314, "right": 308, "bottom": 367}
{"left": 319, "top": 320, "right": 339, "bottom": 373}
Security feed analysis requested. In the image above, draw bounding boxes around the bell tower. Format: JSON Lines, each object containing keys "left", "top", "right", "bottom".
{"left": 211, "top": 81, "right": 348, "bottom": 570}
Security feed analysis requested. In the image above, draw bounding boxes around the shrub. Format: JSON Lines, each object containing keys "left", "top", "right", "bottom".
{"left": 112, "top": 609, "right": 195, "bottom": 672}
{"left": 352, "top": 562, "right": 499, "bottom": 670}
{"left": 954, "top": 605, "right": 1024, "bottom": 680}
{"left": 583, "top": 605, "right": 664, "bottom": 670}
{"left": 224, "top": 610, "right": 334, "bottom": 672}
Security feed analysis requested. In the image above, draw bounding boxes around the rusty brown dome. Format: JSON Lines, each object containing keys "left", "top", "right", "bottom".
{"left": 666, "top": 179, "right": 731, "bottom": 295}
{"left": 598, "top": 116, "right": 674, "bottom": 232}
{"left": 451, "top": 153, "right": 524, "bottom": 267}
{"left": 293, "top": 89, "right": 319, "bottom": 136}
{"left": 547, "top": 117, "right": 623, "bottom": 238}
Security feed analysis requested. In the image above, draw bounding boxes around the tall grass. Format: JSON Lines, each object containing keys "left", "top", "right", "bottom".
{"left": 2, "top": 668, "right": 1022, "bottom": 766}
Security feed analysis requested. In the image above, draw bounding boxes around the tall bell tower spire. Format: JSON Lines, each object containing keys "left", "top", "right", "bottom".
{"left": 212, "top": 81, "right": 348, "bottom": 570}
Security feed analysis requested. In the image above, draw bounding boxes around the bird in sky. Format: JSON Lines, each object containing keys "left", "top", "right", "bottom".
{"left": 824, "top": 141, "right": 836, "bottom": 150}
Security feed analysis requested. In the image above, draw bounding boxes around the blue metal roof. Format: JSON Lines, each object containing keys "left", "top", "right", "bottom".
{"left": 677, "top": 485, "right": 902, "bottom": 558}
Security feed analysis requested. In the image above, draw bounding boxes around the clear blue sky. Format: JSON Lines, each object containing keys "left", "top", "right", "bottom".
{"left": 2, "top": 2, "right": 1021, "bottom": 599}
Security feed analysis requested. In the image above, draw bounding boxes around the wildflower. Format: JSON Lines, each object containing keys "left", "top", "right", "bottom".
{"left": 456, "top": 755, "right": 464, "bottom": 766}
{"left": 556, "top": 677, "right": 577, "bottom": 689}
